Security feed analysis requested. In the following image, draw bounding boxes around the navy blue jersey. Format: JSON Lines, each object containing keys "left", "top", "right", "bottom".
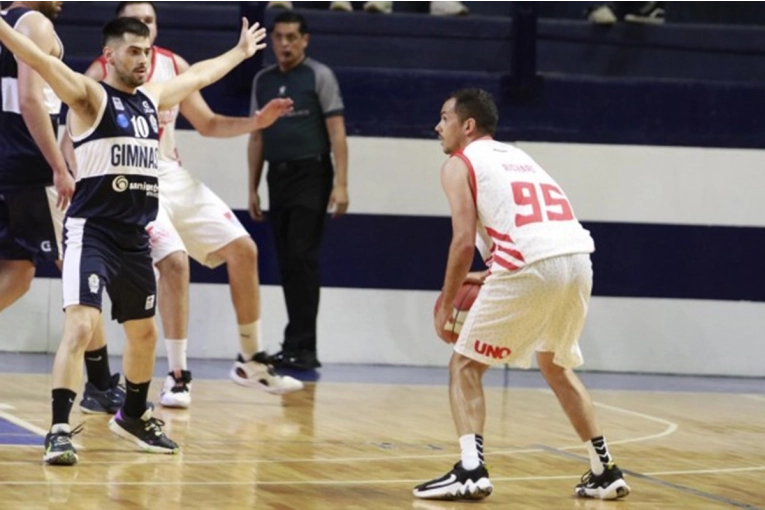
{"left": 68, "top": 83, "right": 160, "bottom": 227}
{"left": 0, "top": 7, "right": 63, "bottom": 189}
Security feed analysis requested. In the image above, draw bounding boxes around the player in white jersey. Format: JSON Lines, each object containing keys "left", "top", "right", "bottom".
{"left": 413, "top": 89, "right": 630, "bottom": 501}
{"left": 0, "top": 12, "right": 268, "bottom": 465}
{"left": 61, "top": 1, "right": 304, "bottom": 408}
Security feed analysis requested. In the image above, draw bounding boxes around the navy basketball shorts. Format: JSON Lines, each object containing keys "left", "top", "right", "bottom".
{"left": 0, "top": 187, "right": 59, "bottom": 263}
{"left": 61, "top": 217, "right": 156, "bottom": 323}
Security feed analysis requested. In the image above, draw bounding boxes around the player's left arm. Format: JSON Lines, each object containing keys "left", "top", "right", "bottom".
{"left": 437, "top": 156, "right": 477, "bottom": 338}
{"left": 325, "top": 115, "right": 349, "bottom": 218}
{"left": 176, "top": 54, "right": 293, "bottom": 137}
{"left": 145, "top": 18, "right": 265, "bottom": 112}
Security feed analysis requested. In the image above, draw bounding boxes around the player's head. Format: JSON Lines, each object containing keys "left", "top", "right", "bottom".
{"left": 31, "top": 2, "right": 63, "bottom": 20}
{"left": 116, "top": 1, "right": 158, "bottom": 44}
{"left": 271, "top": 11, "right": 309, "bottom": 70}
{"left": 435, "top": 88, "right": 498, "bottom": 154}
{"left": 102, "top": 17, "right": 152, "bottom": 89}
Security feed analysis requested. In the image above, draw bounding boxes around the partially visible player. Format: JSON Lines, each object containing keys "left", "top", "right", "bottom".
{"left": 0, "top": 12, "right": 269, "bottom": 465}
{"left": 413, "top": 89, "right": 630, "bottom": 501}
{"left": 62, "top": 1, "right": 303, "bottom": 410}
{"left": 0, "top": 1, "right": 124, "bottom": 414}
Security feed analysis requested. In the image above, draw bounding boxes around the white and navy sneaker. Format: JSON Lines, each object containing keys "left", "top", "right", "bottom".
{"left": 230, "top": 352, "right": 304, "bottom": 395}
{"left": 413, "top": 462, "right": 493, "bottom": 500}
{"left": 575, "top": 464, "right": 631, "bottom": 500}
{"left": 159, "top": 369, "right": 192, "bottom": 409}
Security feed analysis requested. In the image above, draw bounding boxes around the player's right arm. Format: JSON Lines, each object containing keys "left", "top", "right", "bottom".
{"left": 60, "top": 60, "right": 106, "bottom": 175}
{"left": 145, "top": 18, "right": 265, "bottom": 112}
{"left": 0, "top": 15, "right": 102, "bottom": 121}
{"left": 15, "top": 12, "right": 73, "bottom": 208}
{"left": 436, "top": 156, "right": 477, "bottom": 343}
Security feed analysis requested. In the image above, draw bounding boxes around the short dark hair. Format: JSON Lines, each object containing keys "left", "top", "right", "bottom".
{"left": 448, "top": 88, "right": 498, "bottom": 137}
{"left": 115, "top": 1, "right": 157, "bottom": 16}
{"left": 102, "top": 17, "right": 151, "bottom": 47}
{"left": 272, "top": 11, "right": 308, "bottom": 34}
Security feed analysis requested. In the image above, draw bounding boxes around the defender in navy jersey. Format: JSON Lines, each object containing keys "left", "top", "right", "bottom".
{"left": 0, "top": 14, "right": 268, "bottom": 465}
{"left": 0, "top": 2, "right": 127, "bottom": 420}
{"left": 62, "top": 1, "right": 302, "bottom": 411}
{"left": 0, "top": 2, "right": 73, "bottom": 309}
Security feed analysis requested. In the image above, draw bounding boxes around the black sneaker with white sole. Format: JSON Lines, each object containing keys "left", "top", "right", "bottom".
{"left": 108, "top": 407, "right": 179, "bottom": 454}
{"left": 413, "top": 462, "right": 493, "bottom": 500}
{"left": 43, "top": 424, "right": 84, "bottom": 466}
{"left": 575, "top": 464, "right": 631, "bottom": 500}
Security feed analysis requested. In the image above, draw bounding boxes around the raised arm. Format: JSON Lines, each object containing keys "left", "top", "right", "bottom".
{"left": 176, "top": 54, "right": 293, "bottom": 137}
{"left": 147, "top": 18, "right": 265, "bottom": 112}
{"left": 0, "top": 15, "right": 101, "bottom": 117}
{"left": 60, "top": 59, "right": 107, "bottom": 176}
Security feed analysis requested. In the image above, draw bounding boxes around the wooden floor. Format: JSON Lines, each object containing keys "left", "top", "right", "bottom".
{"left": 0, "top": 373, "right": 763, "bottom": 509}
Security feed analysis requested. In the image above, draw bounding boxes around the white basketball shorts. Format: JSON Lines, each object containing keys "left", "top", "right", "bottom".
{"left": 147, "top": 167, "right": 249, "bottom": 268}
{"left": 454, "top": 253, "right": 593, "bottom": 369}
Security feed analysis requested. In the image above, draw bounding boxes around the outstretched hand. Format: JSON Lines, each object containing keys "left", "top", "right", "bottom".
{"left": 237, "top": 18, "right": 267, "bottom": 59}
{"left": 254, "top": 98, "right": 294, "bottom": 129}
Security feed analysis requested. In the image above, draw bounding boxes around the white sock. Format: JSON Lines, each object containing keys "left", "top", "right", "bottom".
{"left": 239, "top": 320, "right": 261, "bottom": 361}
{"left": 51, "top": 423, "right": 71, "bottom": 434}
{"left": 165, "top": 338, "right": 188, "bottom": 371}
{"left": 585, "top": 437, "right": 612, "bottom": 475}
{"left": 459, "top": 433, "right": 482, "bottom": 470}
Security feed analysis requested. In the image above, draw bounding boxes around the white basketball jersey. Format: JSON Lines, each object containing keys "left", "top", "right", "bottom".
{"left": 98, "top": 46, "right": 181, "bottom": 175}
{"left": 456, "top": 139, "right": 594, "bottom": 273}
{"left": 147, "top": 47, "right": 181, "bottom": 174}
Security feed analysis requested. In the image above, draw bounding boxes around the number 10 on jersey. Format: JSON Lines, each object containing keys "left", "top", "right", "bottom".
{"left": 512, "top": 181, "right": 574, "bottom": 227}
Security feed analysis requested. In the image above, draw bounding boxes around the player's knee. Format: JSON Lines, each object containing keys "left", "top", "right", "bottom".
{"left": 127, "top": 321, "right": 157, "bottom": 348}
{"left": 538, "top": 354, "right": 568, "bottom": 385}
{"left": 157, "top": 251, "right": 189, "bottom": 280}
{"left": 449, "top": 352, "right": 486, "bottom": 379}
{"left": 61, "top": 315, "right": 97, "bottom": 353}
{"left": 223, "top": 237, "right": 258, "bottom": 267}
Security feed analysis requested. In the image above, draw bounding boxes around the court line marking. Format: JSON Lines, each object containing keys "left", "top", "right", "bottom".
{"left": 0, "top": 465, "right": 764, "bottom": 488}
{"left": 743, "top": 394, "right": 765, "bottom": 402}
{"left": 537, "top": 444, "right": 763, "bottom": 510}
{"left": 0, "top": 396, "right": 678, "bottom": 465}
{"left": 0, "top": 405, "right": 83, "bottom": 449}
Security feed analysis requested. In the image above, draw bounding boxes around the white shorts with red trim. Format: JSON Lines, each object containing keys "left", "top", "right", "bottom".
{"left": 147, "top": 167, "right": 249, "bottom": 268}
{"left": 454, "top": 253, "right": 592, "bottom": 368}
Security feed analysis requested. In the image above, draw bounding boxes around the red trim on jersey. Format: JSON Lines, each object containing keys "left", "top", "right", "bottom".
{"left": 451, "top": 151, "right": 477, "bottom": 205}
{"left": 149, "top": 46, "right": 169, "bottom": 80}
{"left": 485, "top": 226, "right": 514, "bottom": 244}
{"left": 154, "top": 46, "right": 180, "bottom": 75}
{"left": 495, "top": 244, "right": 525, "bottom": 263}
{"left": 493, "top": 256, "right": 521, "bottom": 272}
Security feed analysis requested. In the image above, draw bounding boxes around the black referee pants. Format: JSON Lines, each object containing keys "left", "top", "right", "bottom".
{"left": 266, "top": 154, "right": 334, "bottom": 357}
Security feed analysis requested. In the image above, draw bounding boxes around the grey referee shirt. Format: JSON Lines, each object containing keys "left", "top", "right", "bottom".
{"left": 250, "top": 57, "right": 344, "bottom": 163}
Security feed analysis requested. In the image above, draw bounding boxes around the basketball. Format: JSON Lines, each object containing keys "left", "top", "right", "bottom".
{"left": 434, "top": 282, "right": 481, "bottom": 335}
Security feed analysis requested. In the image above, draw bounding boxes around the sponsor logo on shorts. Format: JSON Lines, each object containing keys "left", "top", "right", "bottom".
{"left": 88, "top": 274, "right": 99, "bottom": 294}
{"left": 40, "top": 240, "right": 52, "bottom": 253}
{"left": 145, "top": 295, "right": 155, "bottom": 310}
{"left": 474, "top": 340, "right": 511, "bottom": 360}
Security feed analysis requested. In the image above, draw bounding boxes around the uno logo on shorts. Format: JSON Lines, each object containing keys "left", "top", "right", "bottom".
{"left": 474, "top": 340, "right": 512, "bottom": 360}
{"left": 112, "top": 175, "right": 129, "bottom": 192}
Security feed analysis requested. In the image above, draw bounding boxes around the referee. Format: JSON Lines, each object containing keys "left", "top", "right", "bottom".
{"left": 248, "top": 11, "right": 349, "bottom": 371}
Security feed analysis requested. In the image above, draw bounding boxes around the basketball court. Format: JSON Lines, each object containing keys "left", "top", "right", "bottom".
{"left": 0, "top": 353, "right": 762, "bottom": 509}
